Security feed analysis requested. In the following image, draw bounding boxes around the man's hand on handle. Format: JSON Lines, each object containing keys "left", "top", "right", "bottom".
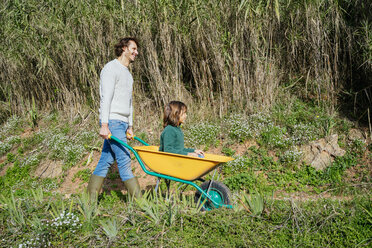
{"left": 126, "top": 126, "right": 134, "bottom": 140}
{"left": 99, "top": 123, "right": 111, "bottom": 139}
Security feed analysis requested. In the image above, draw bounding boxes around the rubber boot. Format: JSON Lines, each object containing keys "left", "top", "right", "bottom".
{"left": 123, "top": 177, "right": 142, "bottom": 199}
{"left": 87, "top": 174, "right": 104, "bottom": 201}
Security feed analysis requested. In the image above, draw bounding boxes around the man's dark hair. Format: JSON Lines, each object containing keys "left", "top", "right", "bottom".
{"left": 114, "top": 37, "right": 139, "bottom": 57}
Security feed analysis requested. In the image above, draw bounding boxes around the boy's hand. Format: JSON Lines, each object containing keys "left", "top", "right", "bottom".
{"left": 187, "top": 152, "right": 199, "bottom": 157}
{"left": 188, "top": 150, "right": 204, "bottom": 158}
{"left": 195, "top": 150, "right": 204, "bottom": 156}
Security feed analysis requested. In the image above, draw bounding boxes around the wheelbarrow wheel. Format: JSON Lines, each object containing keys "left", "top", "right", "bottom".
{"left": 194, "top": 181, "right": 231, "bottom": 211}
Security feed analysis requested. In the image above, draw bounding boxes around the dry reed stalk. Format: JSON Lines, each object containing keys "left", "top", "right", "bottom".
{"left": 0, "top": 0, "right": 370, "bottom": 124}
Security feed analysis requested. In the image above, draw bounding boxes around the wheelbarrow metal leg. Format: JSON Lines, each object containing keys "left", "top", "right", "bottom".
{"left": 206, "top": 170, "right": 217, "bottom": 194}
{"left": 165, "top": 179, "right": 171, "bottom": 196}
{"left": 154, "top": 177, "right": 161, "bottom": 193}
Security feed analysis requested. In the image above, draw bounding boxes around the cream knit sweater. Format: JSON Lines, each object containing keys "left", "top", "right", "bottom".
{"left": 99, "top": 59, "right": 133, "bottom": 126}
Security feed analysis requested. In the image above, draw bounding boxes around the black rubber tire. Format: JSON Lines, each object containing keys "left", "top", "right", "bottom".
{"left": 194, "top": 181, "right": 231, "bottom": 211}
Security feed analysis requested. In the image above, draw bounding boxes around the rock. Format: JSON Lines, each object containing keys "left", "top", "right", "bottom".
{"left": 301, "top": 134, "right": 345, "bottom": 170}
{"left": 35, "top": 160, "right": 63, "bottom": 178}
{"left": 348, "top": 129, "right": 366, "bottom": 142}
{"left": 310, "top": 151, "right": 332, "bottom": 171}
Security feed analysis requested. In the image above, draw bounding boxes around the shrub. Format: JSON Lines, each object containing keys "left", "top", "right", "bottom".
{"left": 289, "top": 123, "right": 319, "bottom": 145}
{"left": 223, "top": 114, "right": 252, "bottom": 141}
{"left": 0, "top": 116, "right": 23, "bottom": 139}
{"left": 221, "top": 147, "right": 236, "bottom": 156}
{"left": 20, "top": 210, "right": 82, "bottom": 247}
{"left": 76, "top": 131, "right": 97, "bottom": 147}
{"left": 72, "top": 169, "right": 92, "bottom": 183}
{"left": 22, "top": 131, "right": 46, "bottom": 150}
{"left": 184, "top": 122, "right": 220, "bottom": 147}
{"left": 48, "top": 210, "right": 82, "bottom": 233}
{"left": 222, "top": 156, "right": 249, "bottom": 175}
{"left": 245, "top": 146, "right": 278, "bottom": 170}
{"left": 6, "top": 152, "right": 16, "bottom": 163}
{"left": 39, "top": 178, "right": 59, "bottom": 192}
{"left": 44, "top": 132, "right": 85, "bottom": 167}
{"left": 224, "top": 172, "right": 256, "bottom": 191}
{"left": 0, "top": 141, "right": 12, "bottom": 156}
{"left": 246, "top": 113, "right": 272, "bottom": 138}
{"left": 21, "top": 154, "right": 40, "bottom": 168}
{"left": 259, "top": 125, "right": 292, "bottom": 149}
{"left": 323, "top": 152, "right": 358, "bottom": 184}
{"left": 223, "top": 113, "right": 272, "bottom": 142}
{"left": 0, "top": 136, "right": 21, "bottom": 156}
{"left": 279, "top": 147, "right": 303, "bottom": 167}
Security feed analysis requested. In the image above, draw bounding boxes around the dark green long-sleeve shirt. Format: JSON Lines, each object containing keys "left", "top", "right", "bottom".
{"left": 159, "top": 125, "right": 195, "bottom": 155}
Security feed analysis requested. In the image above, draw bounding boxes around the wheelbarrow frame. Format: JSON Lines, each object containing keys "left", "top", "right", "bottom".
{"left": 109, "top": 135, "right": 233, "bottom": 209}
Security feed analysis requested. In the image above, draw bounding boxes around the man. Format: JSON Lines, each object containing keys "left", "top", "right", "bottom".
{"left": 87, "top": 37, "right": 141, "bottom": 199}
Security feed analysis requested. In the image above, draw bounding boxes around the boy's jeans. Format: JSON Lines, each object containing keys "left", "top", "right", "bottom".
{"left": 93, "top": 120, "right": 134, "bottom": 181}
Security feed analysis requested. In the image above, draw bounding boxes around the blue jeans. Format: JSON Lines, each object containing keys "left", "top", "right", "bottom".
{"left": 93, "top": 120, "right": 134, "bottom": 181}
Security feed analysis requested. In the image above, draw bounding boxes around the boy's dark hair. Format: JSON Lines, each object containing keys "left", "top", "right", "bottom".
{"left": 163, "top": 101, "right": 187, "bottom": 127}
{"left": 114, "top": 37, "right": 139, "bottom": 57}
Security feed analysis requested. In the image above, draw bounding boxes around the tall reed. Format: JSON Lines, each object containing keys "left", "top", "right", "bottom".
{"left": 0, "top": 0, "right": 370, "bottom": 123}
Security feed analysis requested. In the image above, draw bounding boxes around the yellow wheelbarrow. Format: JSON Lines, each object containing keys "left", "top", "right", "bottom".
{"left": 109, "top": 135, "right": 234, "bottom": 210}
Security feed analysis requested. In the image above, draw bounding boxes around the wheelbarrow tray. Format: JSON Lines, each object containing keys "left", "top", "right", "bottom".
{"left": 133, "top": 146, "right": 233, "bottom": 181}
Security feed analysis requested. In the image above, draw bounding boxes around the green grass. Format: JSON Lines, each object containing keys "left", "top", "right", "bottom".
{"left": 0, "top": 97, "right": 370, "bottom": 246}
{"left": 72, "top": 169, "right": 92, "bottom": 184}
{"left": 0, "top": 189, "right": 370, "bottom": 247}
